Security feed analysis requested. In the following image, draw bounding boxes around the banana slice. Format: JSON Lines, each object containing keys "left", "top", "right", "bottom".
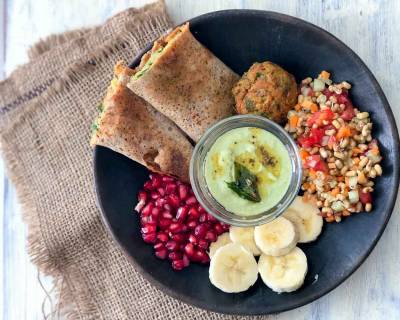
{"left": 283, "top": 196, "right": 323, "bottom": 243}
{"left": 254, "top": 217, "right": 298, "bottom": 256}
{"left": 209, "top": 233, "right": 232, "bottom": 258}
{"left": 229, "top": 226, "right": 261, "bottom": 256}
{"left": 209, "top": 243, "right": 258, "bottom": 293}
{"left": 258, "top": 247, "right": 308, "bottom": 293}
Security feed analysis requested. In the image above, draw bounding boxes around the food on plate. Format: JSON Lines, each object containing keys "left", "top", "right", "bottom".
{"left": 229, "top": 226, "right": 261, "bottom": 256}
{"left": 209, "top": 243, "right": 258, "bottom": 293}
{"left": 90, "top": 62, "right": 193, "bottom": 182}
{"left": 254, "top": 217, "right": 298, "bottom": 256}
{"left": 135, "top": 173, "right": 229, "bottom": 270}
{"left": 209, "top": 222, "right": 309, "bottom": 293}
{"left": 283, "top": 196, "right": 323, "bottom": 243}
{"left": 285, "top": 71, "right": 383, "bottom": 222}
{"left": 128, "top": 23, "right": 239, "bottom": 142}
{"left": 103, "top": 36, "right": 384, "bottom": 295}
{"left": 258, "top": 247, "right": 308, "bottom": 293}
{"left": 204, "top": 127, "right": 292, "bottom": 216}
{"left": 232, "top": 61, "right": 297, "bottom": 123}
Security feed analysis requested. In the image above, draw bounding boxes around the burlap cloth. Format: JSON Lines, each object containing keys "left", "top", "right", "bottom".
{"left": 0, "top": 1, "right": 268, "bottom": 319}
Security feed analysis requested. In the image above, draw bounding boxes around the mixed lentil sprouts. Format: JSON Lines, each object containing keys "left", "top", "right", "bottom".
{"left": 285, "top": 71, "right": 382, "bottom": 222}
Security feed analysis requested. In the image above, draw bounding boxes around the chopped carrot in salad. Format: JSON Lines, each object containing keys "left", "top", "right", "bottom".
{"left": 285, "top": 72, "right": 382, "bottom": 222}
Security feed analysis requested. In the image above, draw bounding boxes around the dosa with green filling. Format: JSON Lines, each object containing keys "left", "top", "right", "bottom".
{"left": 127, "top": 23, "right": 239, "bottom": 142}
{"left": 90, "top": 62, "right": 193, "bottom": 182}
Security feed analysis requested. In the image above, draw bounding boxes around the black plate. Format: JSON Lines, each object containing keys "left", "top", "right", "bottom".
{"left": 94, "top": 10, "right": 400, "bottom": 315}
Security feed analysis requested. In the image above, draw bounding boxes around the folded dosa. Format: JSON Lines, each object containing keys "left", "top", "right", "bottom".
{"left": 127, "top": 23, "right": 239, "bottom": 142}
{"left": 91, "top": 62, "right": 193, "bottom": 182}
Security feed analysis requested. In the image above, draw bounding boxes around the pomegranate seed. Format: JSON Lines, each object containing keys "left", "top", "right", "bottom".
{"left": 186, "top": 196, "right": 198, "bottom": 205}
{"left": 141, "top": 215, "right": 155, "bottom": 226}
{"left": 162, "top": 176, "right": 175, "bottom": 183}
{"left": 214, "top": 223, "right": 224, "bottom": 235}
{"left": 163, "top": 203, "right": 172, "bottom": 211}
{"left": 135, "top": 191, "right": 148, "bottom": 212}
{"left": 169, "top": 222, "right": 184, "bottom": 233}
{"left": 178, "top": 184, "right": 189, "bottom": 200}
{"left": 151, "top": 175, "right": 162, "bottom": 188}
{"left": 140, "top": 216, "right": 147, "bottom": 225}
{"left": 221, "top": 223, "right": 230, "bottom": 231}
{"left": 167, "top": 194, "right": 180, "bottom": 208}
{"left": 198, "top": 239, "right": 209, "bottom": 250}
{"left": 176, "top": 206, "right": 189, "bottom": 222}
{"left": 155, "top": 248, "right": 168, "bottom": 259}
{"left": 171, "top": 233, "right": 186, "bottom": 243}
{"left": 135, "top": 202, "right": 145, "bottom": 213}
{"left": 184, "top": 243, "right": 195, "bottom": 256}
{"left": 200, "top": 254, "right": 210, "bottom": 264}
{"left": 194, "top": 224, "right": 208, "bottom": 239}
{"left": 168, "top": 251, "right": 183, "bottom": 261}
{"left": 165, "top": 240, "right": 179, "bottom": 251}
{"left": 205, "top": 230, "right": 217, "bottom": 242}
{"left": 188, "top": 234, "right": 198, "bottom": 244}
{"left": 141, "top": 224, "right": 156, "bottom": 234}
{"left": 143, "top": 180, "right": 154, "bottom": 191}
{"left": 142, "top": 233, "right": 157, "bottom": 243}
{"left": 165, "top": 183, "right": 177, "bottom": 194}
{"left": 150, "top": 191, "right": 160, "bottom": 200}
{"left": 161, "top": 211, "right": 173, "bottom": 219}
{"left": 172, "top": 259, "right": 185, "bottom": 271}
{"left": 156, "top": 232, "right": 169, "bottom": 242}
{"left": 159, "top": 219, "right": 172, "bottom": 230}
{"left": 138, "top": 174, "right": 228, "bottom": 269}
{"left": 141, "top": 202, "right": 154, "bottom": 216}
{"left": 155, "top": 198, "right": 167, "bottom": 208}
{"left": 157, "top": 187, "right": 166, "bottom": 197}
{"left": 188, "top": 207, "right": 200, "bottom": 220}
{"left": 192, "top": 249, "right": 208, "bottom": 263}
{"left": 182, "top": 254, "right": 190, "bottom": 267}
{"left": 187, "top": 220, "right": 198, "bottom": 229}
{"left": 153, "top": 242, "right": 165, "bottom": 251}
{"left": 199, "top": 213, "right": 207, "bottom": 223}
{"left": 151, "top": 207, "right": 161, "bottom": 218}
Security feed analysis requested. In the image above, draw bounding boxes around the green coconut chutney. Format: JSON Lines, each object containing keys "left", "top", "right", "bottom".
{"left": 204, "top": 127, "right": 292, "bottom": 216}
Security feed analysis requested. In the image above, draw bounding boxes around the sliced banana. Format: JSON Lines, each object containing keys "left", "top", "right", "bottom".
{"left": 209, "top": 233, "right": 232, "bottom": 258}
{"left": 258, "top": 247, "right": 308, "bottom": 293}
{"left": 254, "top": 217, "right": 298, "bottom": 256}
{"left": 229, "top": 226, "right": 261, "bottom": 256}
{"left": 283, "top": 196, "right": 323, "bottom": 243}
{"left": 209, "top": 243, "right": 258, "bottom": 293}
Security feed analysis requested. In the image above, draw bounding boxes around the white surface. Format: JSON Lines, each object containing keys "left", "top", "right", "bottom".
{"left": 1, "top": 0, "right": 399, "bottom": 319}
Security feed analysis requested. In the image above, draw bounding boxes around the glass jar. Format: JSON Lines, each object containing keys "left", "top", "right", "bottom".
{"left": 190, "top": 115, "right": 302, "bottom": 227}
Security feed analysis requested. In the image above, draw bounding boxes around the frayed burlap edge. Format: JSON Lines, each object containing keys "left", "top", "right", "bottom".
{"left": 28, "top": 28, "right": 93, "bottom": 60}
{"left": 0, "top": 2, "right": 171, "bottom": 319}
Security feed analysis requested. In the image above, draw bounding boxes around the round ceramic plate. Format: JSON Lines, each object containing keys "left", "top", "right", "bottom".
{"left": 94, "top": 10, "right": 399, "bottom": 315}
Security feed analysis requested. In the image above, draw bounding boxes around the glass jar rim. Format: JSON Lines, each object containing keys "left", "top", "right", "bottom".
{"left": 190, "top": 115, "right": 302, "bottom": 227}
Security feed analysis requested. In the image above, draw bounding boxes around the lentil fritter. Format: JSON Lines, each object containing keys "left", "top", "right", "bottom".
{"left": 232, "top": 61, "right": 298, "bottom": 123}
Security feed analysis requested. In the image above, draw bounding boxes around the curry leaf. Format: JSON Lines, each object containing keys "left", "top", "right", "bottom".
{"left": 226, "top": 162, "right": 261, "bottom": 202}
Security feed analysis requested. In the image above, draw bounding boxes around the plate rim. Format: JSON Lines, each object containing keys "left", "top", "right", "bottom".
{"left": 94, "top": 9, "right": 400, "bottom": 315}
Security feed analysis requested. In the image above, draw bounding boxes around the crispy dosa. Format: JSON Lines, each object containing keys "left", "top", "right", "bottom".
{"left": 90, "top": 62, "right": 193, "bottom": 182}
{"left": 127, "top": 23, "right": 239, "bottom": 142}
